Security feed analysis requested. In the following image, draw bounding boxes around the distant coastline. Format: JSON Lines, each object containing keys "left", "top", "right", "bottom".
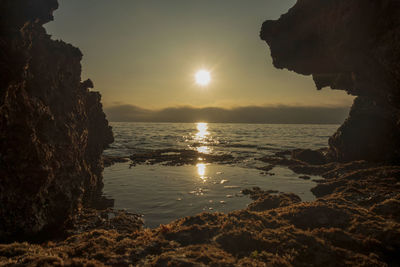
{"left": 108, "top": 121, "right": 343, "bottom": 125}
{"left": 105, "top": 105, "right": 350, "bottom": 124}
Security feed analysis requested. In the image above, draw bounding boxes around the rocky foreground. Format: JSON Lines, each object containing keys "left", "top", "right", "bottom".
{"left": 1, "top": 150, "right": 400, "bottom": 266}
{"left": 1, "top": 0, "right": 400, "bottom": 265}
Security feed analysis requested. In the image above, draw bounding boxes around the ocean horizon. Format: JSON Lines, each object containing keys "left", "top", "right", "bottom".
{"left": 107, "top": 121, "right": 343, "bottom": 125}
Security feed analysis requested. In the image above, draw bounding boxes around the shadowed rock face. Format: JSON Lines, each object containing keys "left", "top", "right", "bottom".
{"left": 261, "top": 0, "right": 400, "bottom": 162}
{"left": 0, "top": 0, "right": 113, "bottom": 241}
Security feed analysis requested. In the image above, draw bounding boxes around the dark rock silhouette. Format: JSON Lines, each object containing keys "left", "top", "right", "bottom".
{"left": 0, "top": 0, "right": 113, "bottom": 241}
{"left": 260, "top": 0, "right": 400, "bottom": 162}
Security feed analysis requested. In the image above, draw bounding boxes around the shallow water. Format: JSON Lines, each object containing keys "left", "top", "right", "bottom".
{"left": 103, "top": 122, "right": 338, "bottom": 227}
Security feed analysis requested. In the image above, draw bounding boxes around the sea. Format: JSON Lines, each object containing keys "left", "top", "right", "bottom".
{"left": 102, "top": 122, "right": 338, "bottom": 228}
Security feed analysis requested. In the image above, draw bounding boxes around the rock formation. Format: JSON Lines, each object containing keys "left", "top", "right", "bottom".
{"left": 0, "top": 0, "right": 113, "bottom": 241}
{"left": 260, "top": 0, "right": 400, "bottom": 163}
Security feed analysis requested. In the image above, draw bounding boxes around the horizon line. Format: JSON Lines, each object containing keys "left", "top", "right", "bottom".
{"left": 103, "top": 103, "right": 352, "bottom": 110}
{"left": 107, "top": 120, "right": 342, "bottom": 125}
{"left": 104, "top": 104, "right": 351, "bottom": 124}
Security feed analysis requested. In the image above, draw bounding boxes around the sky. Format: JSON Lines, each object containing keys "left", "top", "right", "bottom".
{"left": 45, "top": 0, "right": 354, "bottom": 121}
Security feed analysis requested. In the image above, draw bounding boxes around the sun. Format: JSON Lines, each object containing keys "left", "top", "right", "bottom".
{"left": 195, "top": 70, "right": 211, "bottom": 86}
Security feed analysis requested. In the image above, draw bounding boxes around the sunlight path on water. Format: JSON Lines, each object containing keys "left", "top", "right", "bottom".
{"left": 195, "top": 122, "right": 212, "bottom": 154}
{"left": 102, "top": 122, "right": 339, "bottom": 227}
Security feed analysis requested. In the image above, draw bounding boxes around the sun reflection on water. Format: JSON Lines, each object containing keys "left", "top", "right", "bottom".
{"left": 194, "top": 123, "right": 211, "bottom": 181}
{"left": 196, "top": 163, "right": 207, "bottom": 181}
{"left": 195, "top": 122, "right": 211, "bottom": 154}
{"left": 195, "top": 122, "right": 209, "bottom": 141}
{"left": 197, "top": 146, "right": 211, "bottom": 154}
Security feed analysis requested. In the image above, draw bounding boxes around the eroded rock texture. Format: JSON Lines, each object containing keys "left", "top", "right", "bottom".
{"left": 260, "top": 0, "right": 400, "bottom": 162}
{"left": 0, "top": 0, "right": 113, "bottom": 241}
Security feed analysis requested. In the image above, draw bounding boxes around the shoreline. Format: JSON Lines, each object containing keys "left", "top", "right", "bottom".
{"left": 2, "top": 149, "right": 399, "bottom": 266}
{"left": 2, "top": 0, "right": 400, "bottom": 265}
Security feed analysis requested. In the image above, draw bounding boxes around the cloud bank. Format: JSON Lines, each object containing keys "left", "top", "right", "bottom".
{"left": 104, "top": 104, "right": 350, "bottom": 124}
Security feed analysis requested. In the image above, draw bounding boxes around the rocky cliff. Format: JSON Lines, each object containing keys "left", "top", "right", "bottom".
{"left": 0, "top": 0, "right": 113, "bottom": 241}
{"left": 260, "top": 0, "right": 400, "bottom": 162}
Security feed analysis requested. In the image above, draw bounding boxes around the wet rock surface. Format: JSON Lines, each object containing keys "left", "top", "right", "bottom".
{"left": 130, "top": 148, "right": 236, "bottom": 166}
{"left": 0, "top": 0, "right": 113, "bottom": 241}
{"left": 291, "top": 149, "right": 326, "bottom": 165}
{"left": 260, "top": 0, "right": 400, "bottom": 162}
{"left": 103, "top": 155, "right": 130, "bottom": 167}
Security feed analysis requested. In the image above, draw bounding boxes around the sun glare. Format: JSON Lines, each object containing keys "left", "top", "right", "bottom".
{"left": 196, "top": 163, "right": 207, "bottom": 181}
{"left": 195, "top": 122, "right": 209, "bottom": 140}
{"left": 195, "top": 70, "right": 211, "bottom": 86}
